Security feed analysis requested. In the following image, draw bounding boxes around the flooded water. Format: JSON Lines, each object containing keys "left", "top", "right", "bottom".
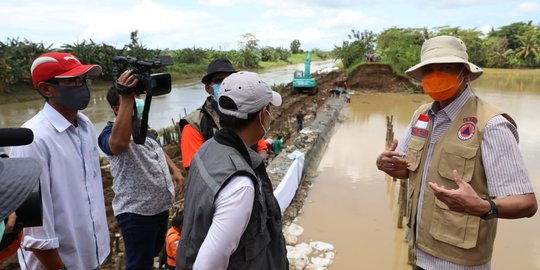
{"left": 296, "top": 69, "right": 540, "bottom": 270}
{"left": 0, "top": 60, "right": 337, "bottom": 134}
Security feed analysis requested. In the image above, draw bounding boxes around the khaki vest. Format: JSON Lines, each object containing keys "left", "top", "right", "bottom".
{"left": 179, "top": 97, "right": 220, "bottom": 141}
{"left": 406, "top": 94, "right": 515, "bottom": 266}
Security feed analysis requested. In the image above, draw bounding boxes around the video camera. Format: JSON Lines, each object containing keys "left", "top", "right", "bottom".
{"left": 112, "top": 55, "right": 173, "bottom": 96}
{"left": 0, "top": 128, "right": 42, "bottom": 258}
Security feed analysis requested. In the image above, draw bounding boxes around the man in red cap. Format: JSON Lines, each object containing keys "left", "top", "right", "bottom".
{"left": 10, "top": 52, "right": 110, "bottom": 270}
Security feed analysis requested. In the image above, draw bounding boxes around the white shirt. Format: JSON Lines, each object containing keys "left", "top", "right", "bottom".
{"left": 193, "top": 175, "right": 255, "bottom": 270}
{"left": 11, "top": 103, "right": 110, "bottom": 270}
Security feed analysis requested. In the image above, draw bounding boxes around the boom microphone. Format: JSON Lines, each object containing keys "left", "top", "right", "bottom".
{"left": 0, "top": 128, "right": 34, "bottom": 147}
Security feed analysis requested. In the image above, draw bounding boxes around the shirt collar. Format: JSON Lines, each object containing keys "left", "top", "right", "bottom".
{"left": 43, "top": 102, "right": 80, "bottom": 133}
{"left": 429, "top": 86, "right": 472, "bottom": 121}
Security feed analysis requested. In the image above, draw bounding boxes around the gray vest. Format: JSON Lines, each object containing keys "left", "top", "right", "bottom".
{"left": 176, "top": 138, "right": 288, "bottom": 269}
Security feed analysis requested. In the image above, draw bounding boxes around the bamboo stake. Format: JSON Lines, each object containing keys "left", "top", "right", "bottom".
{"left": 114, "top": 233, "right": 123, "bottom": 270}
{"left": 397, "top": 179, "right": 407, "bottom": 229}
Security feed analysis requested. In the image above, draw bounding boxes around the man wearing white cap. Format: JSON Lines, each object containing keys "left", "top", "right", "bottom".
{"left": 176, "top": 71, "right": 288, "bottom": 269}
{"left": 376, "top": 36, "right": 537, "bottom": 269}
{"left": 10, "top": 52, "right": 110, "bottom": 269}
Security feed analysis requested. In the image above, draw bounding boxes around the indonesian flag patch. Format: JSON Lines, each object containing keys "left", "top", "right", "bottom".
{"left": 415, "top": 114, "right": 429, "bottom": 129}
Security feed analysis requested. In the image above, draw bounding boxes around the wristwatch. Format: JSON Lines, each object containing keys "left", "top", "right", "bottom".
{"left": 480, "top": 197, "right": 498, "bottom": 220}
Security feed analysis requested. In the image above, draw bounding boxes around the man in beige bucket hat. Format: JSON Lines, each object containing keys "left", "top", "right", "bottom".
{"left": 376, "top": 35, "right": 537, "bottom": 269}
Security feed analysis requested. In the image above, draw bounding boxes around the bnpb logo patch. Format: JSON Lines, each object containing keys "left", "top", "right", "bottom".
{"left": 457, "top": 123, "right": 475, "bottom": 141}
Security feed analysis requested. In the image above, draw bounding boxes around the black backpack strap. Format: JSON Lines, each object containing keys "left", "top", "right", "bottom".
{"left": 199, "top": 108, "right": 218, "bottom": 141}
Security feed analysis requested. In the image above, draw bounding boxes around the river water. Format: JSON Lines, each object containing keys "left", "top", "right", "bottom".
{"left": 0, "top": 60, "right": 337, "bottom": 133}
{"left": 296, "top": 69, "right": 540, "bottom": 269}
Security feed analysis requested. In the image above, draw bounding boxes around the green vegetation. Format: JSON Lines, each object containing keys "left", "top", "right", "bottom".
{"left": 333, "top": 29, "right": 376, "bottom": 69}
{"left": 3, "top": 20, "right": 537, "bottom": 93}
{"left": 0, "top": 31, "right": 323, "bottom": 93}
{"left": 333, "top": 21, "right": 540, "bottom": 75}
{"left": 0, "top": 38, "right": 50, "bottom": 91}
{"left": 290, "top": 39, "right": 301, "bottom": 54}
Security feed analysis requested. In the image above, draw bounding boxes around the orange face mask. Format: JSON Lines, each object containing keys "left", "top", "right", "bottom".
{"left": 422, "top": 71, "right": 463, "bottom": 101}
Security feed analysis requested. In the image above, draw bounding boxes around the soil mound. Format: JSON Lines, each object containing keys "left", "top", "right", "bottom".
{"left": 348, "top": 63, "right": 421, "bottom": 92}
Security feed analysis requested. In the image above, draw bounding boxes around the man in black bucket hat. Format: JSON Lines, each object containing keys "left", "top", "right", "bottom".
{"left": 200, "top": 58, "right": 236, "bottom": 85}
{"left": 179, "top": 58, "right": 269, "bottom": 170}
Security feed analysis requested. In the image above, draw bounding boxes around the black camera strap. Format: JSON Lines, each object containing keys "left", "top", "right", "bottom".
{"left": 132, "top": 94, "right": 153, "bottom": 144}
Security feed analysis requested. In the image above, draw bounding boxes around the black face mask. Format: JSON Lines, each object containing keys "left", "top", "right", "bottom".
{"left": 49, "top": 83, "right": 91, "bottom": 111}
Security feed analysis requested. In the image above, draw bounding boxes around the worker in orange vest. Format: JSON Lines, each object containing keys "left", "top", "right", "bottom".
{"left": 165, "top": 211, "right": 183, "bottom": 269}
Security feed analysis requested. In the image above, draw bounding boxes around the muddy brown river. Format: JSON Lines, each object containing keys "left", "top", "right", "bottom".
{"left": 296, "top": 69, "right": 540, "bottom": 270}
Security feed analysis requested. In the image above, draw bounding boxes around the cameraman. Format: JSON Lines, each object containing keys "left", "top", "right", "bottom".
{"left": 98, "top": 70, "right": 184, "bottom": 270}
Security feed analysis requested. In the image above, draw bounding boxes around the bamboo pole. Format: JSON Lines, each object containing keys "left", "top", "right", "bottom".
{"left": 173, "top": 118, "right": 181, "bottom": 144}
{"left": 397, "top": 179, "right": 407, "bottom": 229}
{"left": 385, "top": 115, "right": 416, "bottom": 263}
{"left": 114, "top": 233, "right": 123, "bottom": 270}
{"left": 385, "top": 115, "right": 394, "bottom": 149}
{"left": 385, "top": 116, "right": 396, "bottom": 182}
{"left": 386, "top": 115, "right": 408, "bottom": 229}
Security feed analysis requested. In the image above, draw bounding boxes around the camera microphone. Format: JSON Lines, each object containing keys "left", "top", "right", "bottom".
{"left": 0, "top": 128, "right": 34, "bottom": 147}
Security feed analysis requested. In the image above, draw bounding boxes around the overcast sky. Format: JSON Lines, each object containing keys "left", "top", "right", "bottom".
{"left": 1, "top": 0, "right": 539, "bottom": 51}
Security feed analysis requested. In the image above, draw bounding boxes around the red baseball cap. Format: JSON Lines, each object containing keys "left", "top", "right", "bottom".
{"left": 30, "top": 52, "right": 102, "bottom": 88}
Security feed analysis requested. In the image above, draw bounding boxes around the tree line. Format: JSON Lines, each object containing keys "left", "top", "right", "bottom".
{"left": 2, "top": 21, "right": 537, "bottom": 93}
{"left": 0, "top": 31, "right": 328, "bottom": 93}
{"left": 333, "top": 21, "right": 540, "bottom": 74}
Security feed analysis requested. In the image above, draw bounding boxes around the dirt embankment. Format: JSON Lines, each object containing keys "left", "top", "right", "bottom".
{"left": 0, "top": 63, "right": 418, "bottom": 269}
{"left": 348, "top": 63, "right": 421, "bottom": 92}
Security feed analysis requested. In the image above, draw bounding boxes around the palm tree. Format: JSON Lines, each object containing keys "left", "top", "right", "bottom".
{"left": 515, "top": 29, "right": 540, "bottom": 60}
{"left": 486, "top": 37, "right": 513, "bottom": 68}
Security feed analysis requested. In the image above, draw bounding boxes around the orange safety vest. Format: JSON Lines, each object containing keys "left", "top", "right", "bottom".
{"left": 166, "top": 227, "right": 181, "bottom": 267}
{"left": 0, "top": 231, "right": 22, "bottom": 260}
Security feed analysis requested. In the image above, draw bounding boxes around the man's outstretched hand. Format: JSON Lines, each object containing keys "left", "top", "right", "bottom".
{"left": 428, "top": 170, "right": 489, "bottom": 216}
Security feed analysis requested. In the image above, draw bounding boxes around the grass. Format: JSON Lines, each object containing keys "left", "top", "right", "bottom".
{"left": 482, "top": 68, "right": 540, "bottom": 76}
{"left": 259, "top": 53, "right": 325, "bottom": 69}
{"left": 289, "top": 52, "right": 324, "bottom": 63}
{"left": 346, "top": 59, "right": 365, "bottom": 74}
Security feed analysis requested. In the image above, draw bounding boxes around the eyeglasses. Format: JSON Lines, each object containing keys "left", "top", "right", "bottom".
{"left": 46, "top": 76, "right": 87, "bottom": 87}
